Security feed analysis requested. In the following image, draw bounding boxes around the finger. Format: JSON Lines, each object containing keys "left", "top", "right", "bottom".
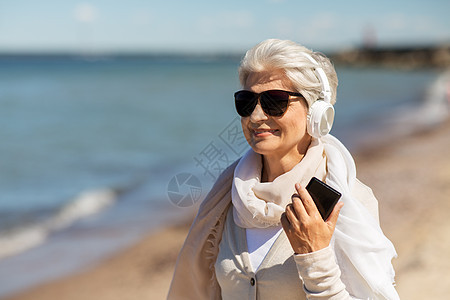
{"left": 291, "top": 193, "right": 308, "bottom": 220}
{"left": 285, "top": 203, "right": 299, "bottom": 226}
{"left": 295, "top": 183, "right": 319, "bottom": 216}
{"left": 326, "top": 202, "right": 344, "bottom": 229}
{"left": 280, "top": 212, "right": 290, "bottom": 231}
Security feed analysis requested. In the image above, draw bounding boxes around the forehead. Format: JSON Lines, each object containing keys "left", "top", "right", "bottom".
{"left": 244, "top": 70, "right": 294, "bottom": 93}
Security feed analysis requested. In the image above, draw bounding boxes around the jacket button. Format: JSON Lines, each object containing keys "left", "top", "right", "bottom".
{"left": 250, "top": 277, "right": 255, "bottom": 286}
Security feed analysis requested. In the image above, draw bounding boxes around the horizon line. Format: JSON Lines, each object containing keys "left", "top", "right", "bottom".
{"left": 0, "top": 41, "right": 448, "bottom": 57}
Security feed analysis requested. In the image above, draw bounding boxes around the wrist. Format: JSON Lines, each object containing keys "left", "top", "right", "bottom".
{"left": 292, "top": 241, "right": 330, "bottom": 254}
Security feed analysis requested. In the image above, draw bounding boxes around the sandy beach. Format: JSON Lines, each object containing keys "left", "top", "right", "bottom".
{"left": 4, "top": 120, "right": 450, "bottom": 300}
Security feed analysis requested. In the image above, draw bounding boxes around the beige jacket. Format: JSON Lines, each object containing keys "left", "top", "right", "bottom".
{"left": 215, "top": 206, "right": 351, "bottom": 299}
{"left": 167, "top": 160, "right": 380, "bottom": 299}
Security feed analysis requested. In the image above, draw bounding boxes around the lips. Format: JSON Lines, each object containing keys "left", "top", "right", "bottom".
{"left": 252, "top": 128, "right": 279, "bottom": 137}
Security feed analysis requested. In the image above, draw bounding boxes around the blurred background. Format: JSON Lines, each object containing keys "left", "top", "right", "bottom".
{"left": 0, "top": 0, "right": 449, "bottom": 299}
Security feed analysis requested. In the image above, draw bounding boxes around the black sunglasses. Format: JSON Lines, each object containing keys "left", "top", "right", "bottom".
{"left": 234, "top": 89, "right": 304, "bottom": 117}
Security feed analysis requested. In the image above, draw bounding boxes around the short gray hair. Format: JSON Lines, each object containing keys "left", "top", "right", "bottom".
{"left": 238, "top": 39, "right": 338, "bottom": 107}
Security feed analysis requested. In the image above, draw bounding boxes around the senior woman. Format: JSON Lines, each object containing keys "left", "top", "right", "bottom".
{"left": 168, "top": 39, "right": 399, "bottom": 299}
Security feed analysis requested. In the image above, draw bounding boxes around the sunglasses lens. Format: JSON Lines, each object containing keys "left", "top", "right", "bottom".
{"left": 235, "top": 91, "right": 257, "bottom": 117}
{"left": 260, "top": 90, "right": 289, "bottom": 117}
{"left": 234, "top": 90, "right": 293, "bottom": 117}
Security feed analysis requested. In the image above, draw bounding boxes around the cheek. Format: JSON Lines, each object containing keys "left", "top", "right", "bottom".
{"left": 240, "top": 118, "right": 251, "bottom": 138}
{"left": 281, "top": 121, "right": 306, "bottom": 139}
{"left": 279, "top": 111, "right": 308, "bottom": 137}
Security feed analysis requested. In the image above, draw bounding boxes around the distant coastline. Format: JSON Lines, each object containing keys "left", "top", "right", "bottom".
{"left": 330, "top": 44, "right": 450, "bottom": 69}
{"left": 1, "top": 43, "right": 449, "bottom": 69}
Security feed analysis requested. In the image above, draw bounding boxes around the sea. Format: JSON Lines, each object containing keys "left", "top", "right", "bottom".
{"left": 0, "top": 54, "right": 447, "bottom": 297}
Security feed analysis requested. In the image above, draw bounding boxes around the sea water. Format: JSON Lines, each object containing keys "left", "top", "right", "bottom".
{"left": 0, "top": 55, "right": 444, "bottom": 297}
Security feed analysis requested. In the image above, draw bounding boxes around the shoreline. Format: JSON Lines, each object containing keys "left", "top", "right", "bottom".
{"left": 354, "top": 119, "right": 450, "bottom": 299}
{"left": 4, "top": 120, "right": 450, "bottom": 300}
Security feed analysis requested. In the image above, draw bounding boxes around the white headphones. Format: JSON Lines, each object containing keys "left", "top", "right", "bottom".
{"left": 301, "top": 53, "right": 335, "bottom": 138}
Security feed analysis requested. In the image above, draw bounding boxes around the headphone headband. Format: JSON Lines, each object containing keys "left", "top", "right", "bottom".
{"left": 300, "top": 52, "right": 332, "bottom": 104}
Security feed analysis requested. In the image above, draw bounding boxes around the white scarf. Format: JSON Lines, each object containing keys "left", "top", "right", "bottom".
{"left": 232, "top": 135, "right": 399, "bottom": 300}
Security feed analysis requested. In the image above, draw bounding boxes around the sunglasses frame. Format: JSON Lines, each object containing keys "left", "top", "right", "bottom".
{"left": 234, "top": 89, "right": 304, "bottom": 117}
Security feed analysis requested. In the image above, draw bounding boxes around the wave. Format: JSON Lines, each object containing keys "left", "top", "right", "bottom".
{"left": 388, "top": 70, "right": 450, "bottom": 133}
{"left": 420, "top": 70, "right": 450, "bottom": 126}
{"left": 0, "top": 188, "right": 117, "bottom": 260}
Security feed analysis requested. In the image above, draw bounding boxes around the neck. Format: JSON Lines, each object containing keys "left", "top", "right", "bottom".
{"left": 261, "top": 138, "right": 312, "bottom": 182}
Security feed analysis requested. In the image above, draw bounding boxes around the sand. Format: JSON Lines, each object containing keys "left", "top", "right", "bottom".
{"left": 4, "top": 120, "right": 450, "bottom": 300}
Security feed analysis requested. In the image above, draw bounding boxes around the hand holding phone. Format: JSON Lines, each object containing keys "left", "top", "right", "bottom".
{"left": 281, "top": 178, "right": 343, "bottom": 254}
{"left": 305, "top": 177, "right": 342, "bottom": 221}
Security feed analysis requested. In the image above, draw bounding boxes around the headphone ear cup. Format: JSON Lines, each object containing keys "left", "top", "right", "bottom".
{"left": 307, "top": 100, "right": 335, "bottom": 138}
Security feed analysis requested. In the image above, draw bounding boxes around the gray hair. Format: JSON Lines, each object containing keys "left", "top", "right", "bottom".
{"left": 238, "top": 39, "right": 338, "bottom": 107}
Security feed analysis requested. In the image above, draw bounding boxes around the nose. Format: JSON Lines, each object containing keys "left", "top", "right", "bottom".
{"left": 249, "top": 100, "right": 268, "bottom": 122}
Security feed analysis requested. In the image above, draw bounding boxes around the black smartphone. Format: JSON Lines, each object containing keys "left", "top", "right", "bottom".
{"left": 305, "top": 177, "right": 342, "bottom": 221}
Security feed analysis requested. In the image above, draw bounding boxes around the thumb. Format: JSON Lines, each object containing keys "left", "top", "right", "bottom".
{"left": 326, "top": 202, "right": 344, "bottom": 229}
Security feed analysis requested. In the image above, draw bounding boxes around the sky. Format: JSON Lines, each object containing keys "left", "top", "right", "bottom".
{"left": 0, "top": 0, "right": 449, "bottom": 54}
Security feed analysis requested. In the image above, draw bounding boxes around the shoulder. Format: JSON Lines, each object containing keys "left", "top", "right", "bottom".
{"left": 209, "top": 158, "right": 240, "bottom": 198}
{"left": 197, "top": 158, "right": 240, "bottom": 214}
{"left": 352, "top": 179, "right": 380, "bottom": 224}
{"left": 215, "top": 158, "right": 240, "bottom": 188}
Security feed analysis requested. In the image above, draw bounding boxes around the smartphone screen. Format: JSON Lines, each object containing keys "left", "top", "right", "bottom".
{"left": 305, "top": 177, "right": 342, "bottom": 220}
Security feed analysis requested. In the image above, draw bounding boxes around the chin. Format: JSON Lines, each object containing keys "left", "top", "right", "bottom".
{"left": 249, "top": 140, "right": 281, "bottom": 156}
